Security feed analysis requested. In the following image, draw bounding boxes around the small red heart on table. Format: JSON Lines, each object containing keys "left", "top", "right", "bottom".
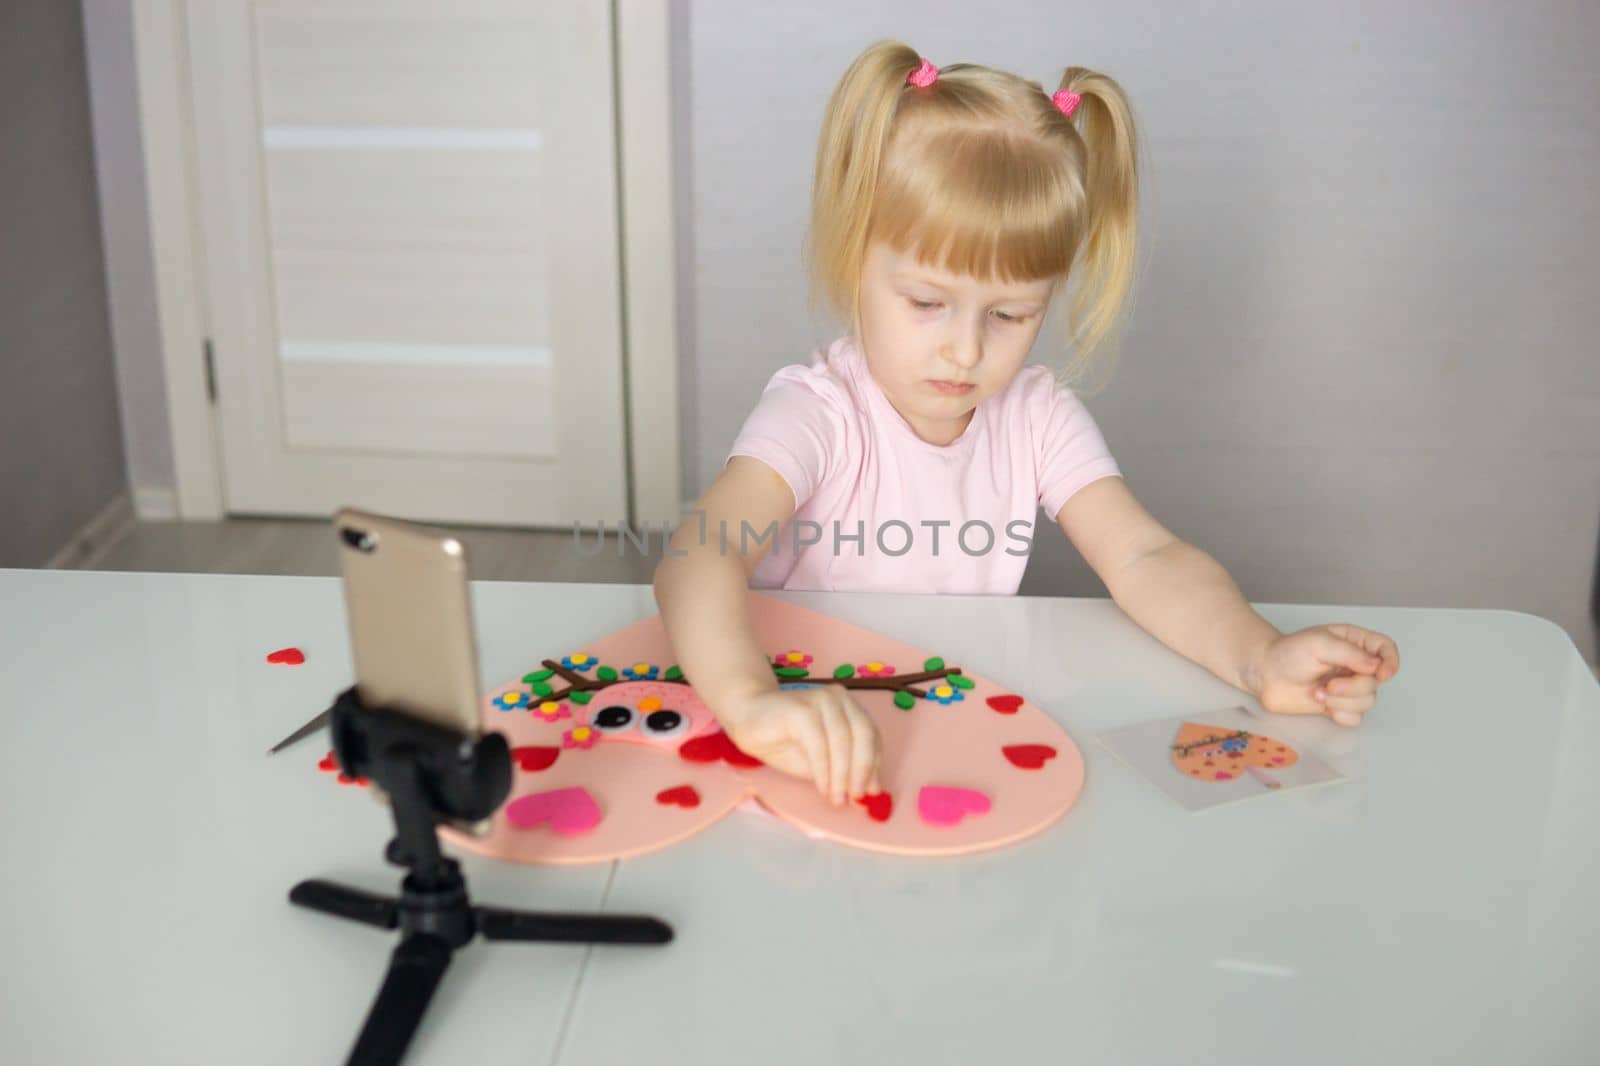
{"left": 512, "top": 745, "right": 560, "bottom": 772}
{"left": 656, "top": 785, "right": 700, "bottom": 809}
{"left": 856, "top": 792, "right": 893, "bottom": 822}
{"left": 986, "top": 694, "right": 1022, "bottom": 714}
{"left": 317, "top": 752, "right": 338, "bottom": 772}
{"left": 1002, "top": 744, "right": 1057, "bottom": 770}
{"left": 266, "top": 647, "right": 305, "bottom": 666}
{"left": 678, "top": 730, "right": 764, "bottom": 769}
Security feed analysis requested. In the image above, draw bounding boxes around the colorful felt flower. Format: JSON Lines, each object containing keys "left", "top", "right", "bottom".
{"left": 492, "top": 690, "right": 531, "bottom": 712}
{"left": 561, "top": 653, "right": 598, "bottom": 672}
{"left": 563, "top": 726, "right": 598, "bottom": 750}
{"left": 858, "top": 661, "right": 896, "bottom": 677}
{"left": 774, "top": 650, "right": 814, "bottom": 668}
{"left": 927, "top": 684, "right": 965, "bottom": 705}
{"left": 532, "top": 700, "right": 571, "bottom": 723}
{"left": 622, "top": 662, "right": 659, "bottom": 681}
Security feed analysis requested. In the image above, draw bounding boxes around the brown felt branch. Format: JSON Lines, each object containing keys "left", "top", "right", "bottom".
{"left": 771, "top": 666, "right": 964, "bottom": 699}
{"left": 530, "top": 659, "right": 964, "bottom": 705}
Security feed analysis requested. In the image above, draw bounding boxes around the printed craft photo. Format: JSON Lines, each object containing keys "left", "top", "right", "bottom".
{"left": 317, "top": 592, "right": 1086, "bottom": 862}
{"left": 1097, "top": 706, "right": 1346, "bottom": 811}
{"left": 1170, "top": 723, "right": 1299, "bottom": 789}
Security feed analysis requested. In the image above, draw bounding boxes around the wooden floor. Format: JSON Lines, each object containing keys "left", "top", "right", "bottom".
{"left": 72, "top": 517, "right": 663, "bottom": 584}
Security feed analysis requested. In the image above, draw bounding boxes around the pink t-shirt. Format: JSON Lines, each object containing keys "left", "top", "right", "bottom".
{"left": 725, "top": 334, "right": 1121, "bottom": 595}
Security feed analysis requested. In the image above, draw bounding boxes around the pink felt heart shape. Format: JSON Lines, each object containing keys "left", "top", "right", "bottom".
{"left": 432, "top": 590, "right": 1089, "bottom": 866}
{"left": 505, "top": 787, "right": 603, "bottom": 836}
{"left": 917, "top": 786, "right": 991, "bottom": 827}
{"left": 266, "top": 647, "right": 305, "bottom": 666}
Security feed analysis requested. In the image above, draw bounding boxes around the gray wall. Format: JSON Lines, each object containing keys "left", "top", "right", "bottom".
{"left": 679, "top": 0, "right": 1599, "bottom": 656}
{"left": 0, "top": 0, "right": 125, "bottom": 566}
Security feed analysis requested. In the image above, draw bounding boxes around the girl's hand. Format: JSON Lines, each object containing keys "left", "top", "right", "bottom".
{"left": 1251, "top": 624, "right": 1401, "bottom": 726}
{"left": 720, "top": 685, "right": 882, "bottom": 805}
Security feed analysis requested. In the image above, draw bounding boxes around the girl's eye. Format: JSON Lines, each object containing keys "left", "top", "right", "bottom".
{"left": 994, "top": 312, "right": 1023, "bottom": 324}
{"left": 908, "top": 298, "right": 940, "bottom": 311}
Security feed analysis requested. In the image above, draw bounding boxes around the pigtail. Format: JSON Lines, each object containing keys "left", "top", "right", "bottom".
{"left": 807, "top": 41, "right": 924, "bottom": 332}
{"left": 1057, "top": 67, "right": 1140, "bottom": 377}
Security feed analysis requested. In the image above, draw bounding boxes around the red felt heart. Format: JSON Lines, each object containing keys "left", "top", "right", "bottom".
{"left": 512, "top": 745, "right": 560, "bottom": 773}
{"left": 1003, "top": 744, "right": 1057, "bottom": 770}
{"left": 856, "top": 792, "right": 893, "bottom": 823}
{"left": 318, "top": 752, "right": 338, "bottom": 772}
{"left": 678, "top": 730, "right": 764, "bottom": 769}
{"left": 986, "top": 694, "right": 1022, "bottom": 714}
{"left": 266, "top": 647, "right": 305, "bottom": 666}
{"left": 656, "top": 785, "right": 701, "bottom": 809}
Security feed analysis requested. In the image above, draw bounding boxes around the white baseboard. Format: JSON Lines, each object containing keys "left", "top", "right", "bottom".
{"left": 47, "top": 492, "right": 136, "bottom": 570}
{"left": 133, "top": 485, "right": 180, "bottom": 520}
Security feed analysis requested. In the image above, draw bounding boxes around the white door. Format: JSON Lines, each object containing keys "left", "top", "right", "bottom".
{"left": 183, "top": 0, "right": 628, "bottom": 526}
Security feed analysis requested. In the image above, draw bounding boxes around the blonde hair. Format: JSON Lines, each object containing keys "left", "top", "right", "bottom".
{"left": 806, "top": 41, "right": 1140, "bottom": 381}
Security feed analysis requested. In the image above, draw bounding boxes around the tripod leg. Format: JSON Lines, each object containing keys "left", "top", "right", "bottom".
{"left": 346, "top": 933, "right": 453, "bottom": 1066}
{"left": 290, "top": 880, "right": 399, "bottom": 931}
{"left": 476, "top": 906, "right": 673, "bottom": 945}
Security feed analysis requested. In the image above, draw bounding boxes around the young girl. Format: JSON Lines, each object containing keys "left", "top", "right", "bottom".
{"left": 653, "top": 41, "right": 1400, "bottom": 806}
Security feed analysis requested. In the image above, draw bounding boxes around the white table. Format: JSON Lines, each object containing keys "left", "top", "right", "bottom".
{"left": 3, "top": 569, "right": 1596, "bottom": 1065}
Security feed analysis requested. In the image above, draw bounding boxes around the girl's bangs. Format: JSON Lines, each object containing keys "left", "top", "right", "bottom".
{"left": 869, "top": 129, "right": 1085, "bottom": 285}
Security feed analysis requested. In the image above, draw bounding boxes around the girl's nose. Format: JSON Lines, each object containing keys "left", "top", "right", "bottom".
{"left": 944, "top": 332, "right": 982, "bottom": 370}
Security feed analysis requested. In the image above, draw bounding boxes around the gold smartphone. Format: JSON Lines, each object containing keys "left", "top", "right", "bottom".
{"left": 334, "top": 508, "right": 490, "bottom": 834}
{"left": 335, "top": 508, "right": 483, "bottom": 735}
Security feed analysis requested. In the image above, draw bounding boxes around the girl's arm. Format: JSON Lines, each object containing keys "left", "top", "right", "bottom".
{"left": 1056, "top": 477, "right": 1400, "bottom": 723}
{"left": 653, "top": 457, "right": 880, "bottom": 802}
{"left": 653, "top": 457, "right": 790, "bottom": 713}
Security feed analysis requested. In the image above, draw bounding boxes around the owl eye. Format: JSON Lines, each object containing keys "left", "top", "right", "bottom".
{"left": 591, "top": 705, "right": 636, "bottom": 732}
{"left": 642, "top": 708, "right": 688, "bottom": 738}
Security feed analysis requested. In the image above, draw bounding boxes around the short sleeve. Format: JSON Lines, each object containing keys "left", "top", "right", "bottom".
{"left": 725, "top": 366, "right": 846, "bottom": 509}
{"left": 1034, "top": 375, "right": 1122, "bottom": 520}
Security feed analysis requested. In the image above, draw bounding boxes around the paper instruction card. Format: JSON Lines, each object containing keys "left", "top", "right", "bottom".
{"left": 1097, "top": 706, "right": 1345, "bottom": 811}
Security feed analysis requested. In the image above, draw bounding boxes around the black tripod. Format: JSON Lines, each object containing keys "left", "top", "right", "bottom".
{"left": 290, "top": 687, "right": 672, "bottom": 1066}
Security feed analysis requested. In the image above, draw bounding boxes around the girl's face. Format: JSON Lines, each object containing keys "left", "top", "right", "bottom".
{"left": 857, "top": 240, "right": 1056, "bottom": 446}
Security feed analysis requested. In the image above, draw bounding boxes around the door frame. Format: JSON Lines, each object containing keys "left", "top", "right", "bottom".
{"left": 118, "top": 0, "right": 681, "bottom": 527}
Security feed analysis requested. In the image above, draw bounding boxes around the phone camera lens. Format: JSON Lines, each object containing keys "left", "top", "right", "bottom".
{"left": 341, "top": 527, "right": 376, "bottom": 553}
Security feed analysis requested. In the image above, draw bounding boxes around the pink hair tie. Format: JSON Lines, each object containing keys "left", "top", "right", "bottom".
{"left": 907, "top": 58, "right": 939, "bottom": 88}
{"left": 1052, "top": 89, "right": 1082, "bottom": 117}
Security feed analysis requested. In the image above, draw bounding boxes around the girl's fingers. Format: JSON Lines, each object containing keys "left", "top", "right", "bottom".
{"left": 1328, "top": 624, "right": 1401, "bottom": 678}
{"left": 842, "top": 695, "right": 878, "bottom": 800}
{"left": 1312, "top": 631, "right": 1383, "bottom": 676}
{"left": 817, "top": 695, "right": 851, "bottom": 805}
{"left": 1323, "top": 692, "right": 1375, "bottom": 726}
{"left": 1325, "top": 674, "right": 1377, "bottom": 700}
{"left": 792, "top": 715, "right": 831, "bottom": 799}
